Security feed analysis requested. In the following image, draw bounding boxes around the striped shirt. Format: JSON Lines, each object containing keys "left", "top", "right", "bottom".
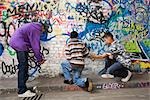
{"left": 65, "top": 38, "right": 89, "bottom": 68}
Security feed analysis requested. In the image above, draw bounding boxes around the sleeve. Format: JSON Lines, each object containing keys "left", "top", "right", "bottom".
{"left": 29, "top": 29, "right": 43, "bottom": 62}
{"left": 64, "top": 45, "right": 71, "bottom": 60}
{"left": 115, "top": 43, "right": 125, "bottom": 54}
{"left": 82, "top": 43, "right": 89, "bottom": 57}
{"left": 109, "top": 43, "right": 124, "bottom": 55}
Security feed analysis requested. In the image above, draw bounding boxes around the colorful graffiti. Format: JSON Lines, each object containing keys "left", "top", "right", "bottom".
{"left": 0, "top": 46, "right": 49, "bottom": 78}
{"left": 0, "top": 0, "right": 149, "bottom": 78}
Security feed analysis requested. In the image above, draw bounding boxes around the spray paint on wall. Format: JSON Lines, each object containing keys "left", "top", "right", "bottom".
{"left": 0, "top": 0, "right": 149, "bottom": 78}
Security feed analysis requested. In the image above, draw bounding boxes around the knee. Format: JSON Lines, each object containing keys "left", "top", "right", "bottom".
{"left": 61, "top": 61, "right": 68, "bottom": 68}
{"left": 107, "top": 68, "right": 114, "bottom": 74}
{"left": 61, "top": 62, "right": 65, "bottom": 68}
{"left": 73, "top": 76, "right": 79, "bottom": 83}
{"left": 61, "top": 61, "right": 71, "bottom": 71}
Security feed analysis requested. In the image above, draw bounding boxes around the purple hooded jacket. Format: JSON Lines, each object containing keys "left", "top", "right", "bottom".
{"left": 9, "top": 22, "right": 43, "bottom": 62}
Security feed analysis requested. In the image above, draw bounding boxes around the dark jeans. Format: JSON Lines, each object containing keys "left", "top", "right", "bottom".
{"left": 99, "top": 57, "right": 129, "bottom": 78}
{"left": 16, "top": 51, "right": 29, "bottom": 94}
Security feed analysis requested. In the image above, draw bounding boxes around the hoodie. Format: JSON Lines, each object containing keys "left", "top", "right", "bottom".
{"left": 9, "top": 22, "right": 43, "bottom": 62}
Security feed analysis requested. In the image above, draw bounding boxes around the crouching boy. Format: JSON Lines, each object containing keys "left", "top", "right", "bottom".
{"left": 61, "top": 31, "right": 93, "bottom": 92}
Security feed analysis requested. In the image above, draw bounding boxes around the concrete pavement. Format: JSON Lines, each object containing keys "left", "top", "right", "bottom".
{"left": 0, "top": 72, "right": 149, "bottom": 95}
{"left": 0, "top": 88, "right": 149, "bottom": 100}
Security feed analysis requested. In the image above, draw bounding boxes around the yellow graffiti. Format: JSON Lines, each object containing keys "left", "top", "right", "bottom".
{"left": 140, "top": 62, "right": 150, "bottom": 69}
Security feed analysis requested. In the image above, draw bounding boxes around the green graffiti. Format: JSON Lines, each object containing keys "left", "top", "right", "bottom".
{"left": 124, "top": 40, "right": 141, "bottom": 53}
{"left": 2, "top": 11, "right": 8, "bottom": 21}
{"left": 108, "top": 6, "right": 148, "bottom": 40}
{"left": 7, "top": 46, "right": 16, "bottom": 56}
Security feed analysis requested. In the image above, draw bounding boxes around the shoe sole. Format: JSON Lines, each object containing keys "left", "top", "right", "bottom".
{"left": 121, "top": 73, "right": 132, "bottom": 82}
{"left": 18, "top": 94, "right": 36, "bottom": 98}
{"left": 101, "top": 74, "right": 114, "bottom": 79}
{"left": 101, "top": 76, "right": 114, "bottom": 79}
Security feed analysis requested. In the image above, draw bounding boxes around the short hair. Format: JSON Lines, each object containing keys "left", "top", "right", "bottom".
{"left": 70, "top": 31, "right": 78, "bottom": 38}
{"left": 41, "top": 23, "right": 48, "bottom": 31}
{"left": 102, "top": 32, "right": 113, "bottom": 39}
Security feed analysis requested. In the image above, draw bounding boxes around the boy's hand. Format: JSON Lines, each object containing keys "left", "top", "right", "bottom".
{"left": 106, "top": 53, "right": 113, "bottom": 59}
{"left": 90, "top": 53, "right": 97, "bottom": 57}
{"left": 106, "top": 53, "right": 112, "bottom": 56}
{"left": 39, "top": 59, "right": 46, "bottom": 65}
{"left": 89, "top": 53, "right": 98, "bottom": 61}
{"left": 90, "top": 53, "right": 107, "bottom": 60}
{"left": 101, "top": 53, "right": 107, "bottom": 57}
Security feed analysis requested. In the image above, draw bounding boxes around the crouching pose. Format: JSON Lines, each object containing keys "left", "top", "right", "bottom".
{"left": 61, "top": 31, "right": 93, "bottom": 92}
{"left": 91, "top": 32, "right": 132, "bottom": 82}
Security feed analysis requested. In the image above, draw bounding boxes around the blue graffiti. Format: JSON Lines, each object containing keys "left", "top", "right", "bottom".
{"left": 112, "top": 0, "right": 130, "bottom": 5}
{"left": 75, "top": 0, "right": 149, "bottom": 56}
{"left": 78, "top": 21, "right": 107, "bottom": 54}
{"left": 139, "top": 39, "right": 150, "bottom": 59}
{"left": 0, "top": 43, "right": 4, "bottom": 56}
{"left": 75, "top": 2, "right": 88, "bottom": 15}
{"left": 40, "top": 32, "right": 56, "bottom": 42}
{"left": 79, "top": 21, "right": 107, "bottom": 39}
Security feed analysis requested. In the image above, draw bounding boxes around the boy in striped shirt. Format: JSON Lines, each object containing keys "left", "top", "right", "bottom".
{"left": 61, "top": 31, "right": 93, "bottom": 92}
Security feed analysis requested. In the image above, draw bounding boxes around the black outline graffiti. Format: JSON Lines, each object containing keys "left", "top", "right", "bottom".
{"left": 0, "top": 21, "right": 7, "bottom": 37}
{"left": 28, "top": 46, "right": 49, "bottom": 73}
{"left": 75, "top": 0, "right": 112, "bottom": 23}
{"left": 1, "top": 46, "right": 49, "bottom": 76}
{"left": 1, "top": 59, "right": 18, "bottom": 75}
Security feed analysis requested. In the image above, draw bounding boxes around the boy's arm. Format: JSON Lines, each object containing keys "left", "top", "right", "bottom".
{"left": 83, "top": 45, "right": 89, "bottom": 57}
{"left": 109, "top": 43, "right": 124, "bottom": 55}
{"left": 90, "top": 53, "right": 108, "bottom": 60}
{"left": 28, "top": 29, "right": 44, "bottom": 63}
{"left": 64, "top": 45, "right": 71, "bottom": 60}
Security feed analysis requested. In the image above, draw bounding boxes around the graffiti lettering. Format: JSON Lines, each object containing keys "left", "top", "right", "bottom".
{"left": 0, "top": 0, "right": 149, "bottom": 78}
{"left": 102, "top": 83, "right": 122, "bottom": 89}
{"left": 1, "top": 59, "right": 18, "bottom": 75}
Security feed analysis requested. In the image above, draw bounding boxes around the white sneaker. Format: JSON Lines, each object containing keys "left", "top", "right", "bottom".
{"left": 18, "top": 90, "right": 36, "bottom": 97}
{"left": 121, "top": 70, "right": 132, "bottom": 82}
{"left": 101, "top": 74, "right": 114, "bottom": 79}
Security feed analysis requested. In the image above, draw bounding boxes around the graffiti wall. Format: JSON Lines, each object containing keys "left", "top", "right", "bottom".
{"left": 0, "top": 0, "right": 149, "bottom": 78}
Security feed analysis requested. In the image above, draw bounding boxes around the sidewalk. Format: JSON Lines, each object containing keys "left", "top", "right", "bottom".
{"left": 0, "top": 72, "right": 149, "bottom": 94}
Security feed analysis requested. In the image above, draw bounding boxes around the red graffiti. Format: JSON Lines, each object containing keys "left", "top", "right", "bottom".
{"left": 0, "top": 5, "right": 6, "bottom": 16}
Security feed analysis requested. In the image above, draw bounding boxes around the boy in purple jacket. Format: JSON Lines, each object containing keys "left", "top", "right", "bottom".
{"left": 9, "top": 22, "right": 46, "bottom": 97}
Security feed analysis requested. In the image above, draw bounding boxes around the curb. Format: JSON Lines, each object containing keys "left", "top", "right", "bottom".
{"left": 0, "top": 81, "right": 150, "bottom": 95}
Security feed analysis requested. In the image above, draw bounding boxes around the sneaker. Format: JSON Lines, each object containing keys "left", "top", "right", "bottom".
{"left": 32, "top": 86, "right": 38, "bottom": 93}
{"left": 85, "top": 78, "right": 93, "bottom": 92}
{"left": 64, "top": 80, "right": 73, "bottom": 85}
{"left": 101, "top": 74, "right": 114, "bottom": 79}
{"left": 28, "top": 86, "right": 37, "bottom": 93}
{"left": 18, "top": 90, "right": 36, "bottom": 97}
{"left": 121, "top": 70, "right": 132, "bottom": 82}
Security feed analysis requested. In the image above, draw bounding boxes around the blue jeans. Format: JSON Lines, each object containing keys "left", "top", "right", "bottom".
{"left": 98, "top": 57, "right": 116, "bottom": 75}
{"left": 102, "top": 57, "right": 129, "bottom": 78}
{"left": 61, "top": 60, "right": 87, "bottom": 87}
{"left": 106, "top": 62, "right": 125, "bottom": 74}
{"left": 16, "top": 51, "right": 29, "bottom": 94}
{"left": 61, "top": 60, "right": 72, "bottom": 81}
